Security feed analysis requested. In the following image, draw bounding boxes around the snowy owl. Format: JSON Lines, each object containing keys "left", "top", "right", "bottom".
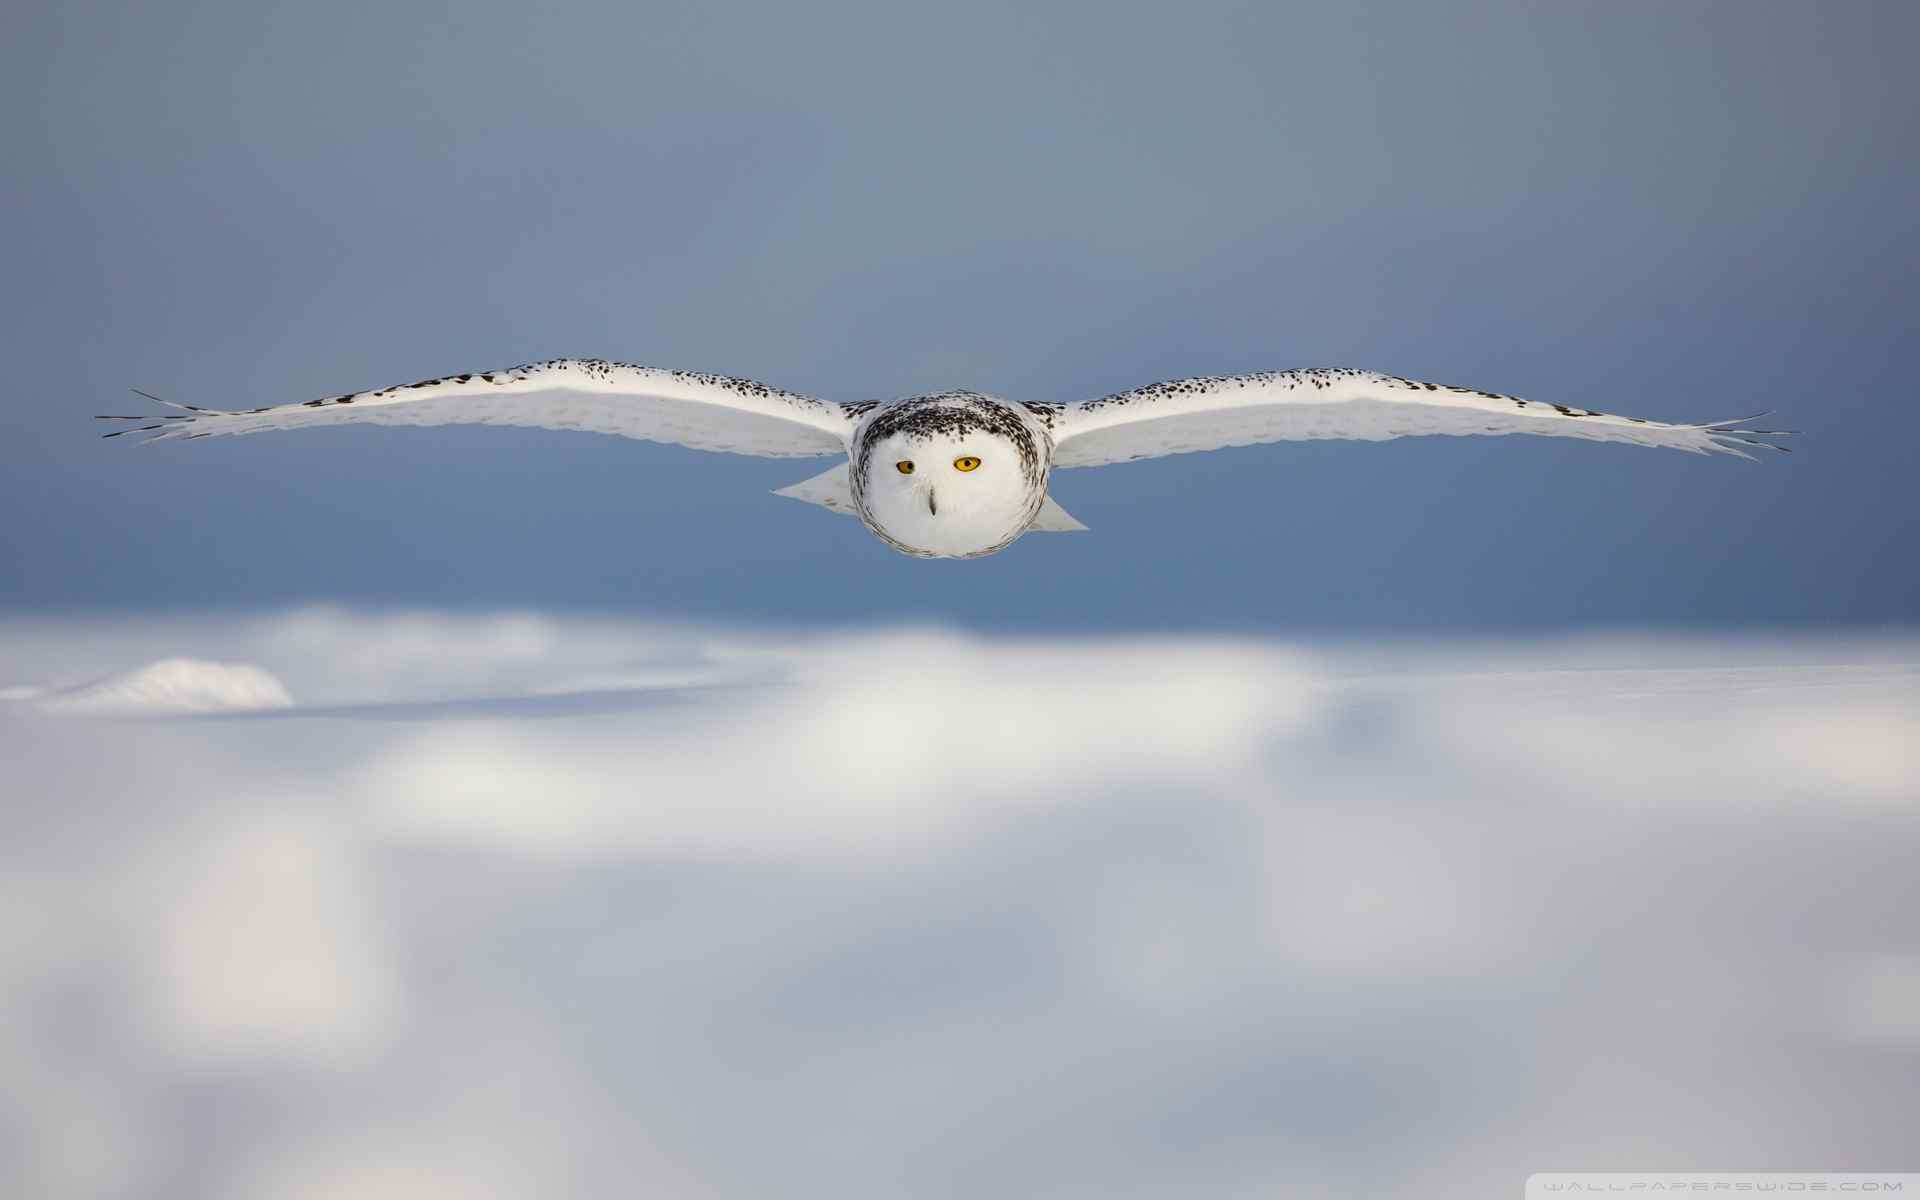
{"left": 103, "top": 360, "right": 1787, "bottom": 559}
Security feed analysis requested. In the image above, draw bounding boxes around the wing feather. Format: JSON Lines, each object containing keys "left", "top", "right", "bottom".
{"left": 1051, "top": 369, "right": 1790, "bottom": 468}
{"left": 101, "top": 359, "right": 854, "bottom": 458}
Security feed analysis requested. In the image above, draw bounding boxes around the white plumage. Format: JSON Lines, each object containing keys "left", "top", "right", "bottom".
{"left": 1052, "top": 368, "right": 1787, "bottom": 465}
{"left": 103, "top": 359, "right": 1788, "bottom": 558}
{"left": 108, "top": 360, "right": 851, "bottom": 456}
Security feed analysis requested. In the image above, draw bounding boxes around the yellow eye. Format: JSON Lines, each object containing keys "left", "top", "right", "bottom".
{"left": 895, "top": 460, "right": 914, "bottom": 475}
{"left": 953, "top": 456, "right": 981, "bottom": 472}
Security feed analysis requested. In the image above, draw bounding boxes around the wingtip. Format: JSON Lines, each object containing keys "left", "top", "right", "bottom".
{"left": 130, "top": 387, "right": 205, "bottom": 412}
{"left": 1700, "top": 412, "right": 1796, "bottom": 436}
{"left": 1706, "top": 432, "right": 1793, "bottom": 461}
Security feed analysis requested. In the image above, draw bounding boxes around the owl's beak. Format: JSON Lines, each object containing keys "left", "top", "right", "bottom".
{"left": 927, "top": 488, "right": 938, "bottom": 516}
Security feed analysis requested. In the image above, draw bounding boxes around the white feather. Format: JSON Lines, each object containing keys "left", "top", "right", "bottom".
{"left": 1051, "top": 369, "right": 1789, "bottom": 468}
{"left": 103, "top": 359, "right": 853, "bottom": 458}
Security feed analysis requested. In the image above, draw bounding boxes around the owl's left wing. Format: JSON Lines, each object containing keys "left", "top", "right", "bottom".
{"left": 1050, "top": 369, "right": 1789, "bottom": 468}
{"left": 100, "top": 359, "right": 854, "bottom": 458}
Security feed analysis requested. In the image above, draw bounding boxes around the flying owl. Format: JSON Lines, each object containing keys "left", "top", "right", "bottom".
{"left": 103, "top": 360, "right": 1787, "bottom": 559}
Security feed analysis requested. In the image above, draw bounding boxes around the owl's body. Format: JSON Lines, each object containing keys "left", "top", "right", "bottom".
{"left": 103, "top": 358, "right": 1787, "bottom": 559}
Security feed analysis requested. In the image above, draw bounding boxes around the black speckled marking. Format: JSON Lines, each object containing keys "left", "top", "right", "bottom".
{"left": 856, "top": 393, "right": 1045, "bottom": 488}
{"left": 1077, "top": 369, "right": 1661, "bottom": 430}
{"left": 1020, "top": 401, "right": 1062, "bottom": 429}
{"left": 279, "top": 360, "right": 844, "bottom": 420}
{"left": 849, "top": 392, "right": 1052, "bottom": 558}
{"left": 1052, "top": 368, "right": 1797, "bottom": 466}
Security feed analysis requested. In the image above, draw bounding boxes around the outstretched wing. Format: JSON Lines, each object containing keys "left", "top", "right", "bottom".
{"left": 1051, "top": 369, "right": 1789, "bottom": 468}
{"left": 101, "top": 359, "right": 854, "bottom": 458}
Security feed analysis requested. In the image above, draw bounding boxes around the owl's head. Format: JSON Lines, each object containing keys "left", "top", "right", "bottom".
{"left": 853, "top": 394, "right": 1047, "bottom": 559}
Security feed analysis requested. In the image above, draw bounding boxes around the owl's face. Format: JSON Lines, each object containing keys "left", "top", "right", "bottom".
{"left": 852, "top": 396, "right": 1048, "bottom": 559}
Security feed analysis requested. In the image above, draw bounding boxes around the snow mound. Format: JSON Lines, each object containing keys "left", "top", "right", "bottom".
{"left": 32, "top": 658, "right": 295, "bottom": 715}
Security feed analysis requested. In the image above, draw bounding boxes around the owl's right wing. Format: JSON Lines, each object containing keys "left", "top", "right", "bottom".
{"left": 1050, "top": 369, "right": 1789, "bottom": 467}
{"left": 101, "top": 359, "right": 856, "bottom": 458}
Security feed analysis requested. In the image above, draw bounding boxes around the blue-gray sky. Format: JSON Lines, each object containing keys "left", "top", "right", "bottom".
{"left": 3, "top": 0, "right": 1914, "bottom": 630}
